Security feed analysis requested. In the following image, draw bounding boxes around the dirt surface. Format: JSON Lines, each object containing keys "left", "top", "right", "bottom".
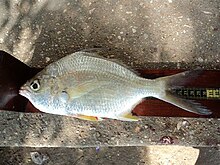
{"left": 0, "top": 112, "right": 219, "bottom": 164}
{"left": 1, "top": 112, "right": 220, "bottom": 147}
{"left": 0, "top": 146, "right": 219, "bottom": 165}
{"left": 0, "top": 0, "right": 219, "bottom": 164}
{"left": 0, "top": 0, "right": 219, "bottom": 69}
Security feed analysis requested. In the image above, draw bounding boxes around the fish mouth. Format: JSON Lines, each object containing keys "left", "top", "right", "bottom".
{"left": 19, "top": 86, "right": 31, "bottom": 98}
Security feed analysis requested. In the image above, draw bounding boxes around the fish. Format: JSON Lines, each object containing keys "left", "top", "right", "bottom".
{"left": 19, "top": 51, "right": 212, "bottom": 121}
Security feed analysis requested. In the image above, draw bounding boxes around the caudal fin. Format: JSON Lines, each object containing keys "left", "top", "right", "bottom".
{"left": 155, "top": 70, "right": 212, "bottom": 115}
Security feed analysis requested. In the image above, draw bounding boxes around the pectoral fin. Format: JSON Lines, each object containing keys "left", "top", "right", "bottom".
{"left": 65, "top": 80, "right": 108, "bottom": 100}
{"left": 118, "top": 112, "right": 139, "bottom": 121}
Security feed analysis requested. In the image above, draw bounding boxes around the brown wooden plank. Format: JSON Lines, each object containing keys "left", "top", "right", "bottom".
{"left": 138, "top": 70, "right": 220, "bottom": 87}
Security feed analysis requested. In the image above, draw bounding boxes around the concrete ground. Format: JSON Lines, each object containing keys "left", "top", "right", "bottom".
{"left": 0, "top": 0, "right": 219, "bottom": 164}
{"left": 1, "top": 146, "right": 219, "bottom": 165}
{"left": 0, "top": 0, "right": 219, "bottom": 69}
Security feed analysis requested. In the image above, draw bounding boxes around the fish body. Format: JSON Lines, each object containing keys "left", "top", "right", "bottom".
{"left": 19, "top": 51, "right": 211, "bottom": 121}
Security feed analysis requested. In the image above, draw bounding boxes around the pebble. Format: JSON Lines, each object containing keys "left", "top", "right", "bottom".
{"left": 30, "top": 152, "right": 49, "bottom": 165}
{"left": 132, "top": 28, "right": 137, "bottom": 33}
{"left": 197, "top": 57, "right": 204, "bottom": 62}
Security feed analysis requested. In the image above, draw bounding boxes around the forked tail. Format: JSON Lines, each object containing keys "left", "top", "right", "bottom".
{"left": 154, "top": 70, "right": 212, "bottom": 115}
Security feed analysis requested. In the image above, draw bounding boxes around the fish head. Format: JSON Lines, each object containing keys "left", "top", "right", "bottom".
{"left": 19, "top": 73, "right": 53, "bottom": 112}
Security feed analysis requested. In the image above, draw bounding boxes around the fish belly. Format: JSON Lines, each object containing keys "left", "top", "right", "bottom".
{"left": 64, "top": 83, "right": 147, "bottom": 119}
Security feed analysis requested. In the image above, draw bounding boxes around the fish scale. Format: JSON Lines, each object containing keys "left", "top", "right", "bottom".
{"left": 19, "top": 51, "right": 212, "bottom": 121}
{"left": 57, "top": 52, "right": 138, "bottom": 79}
{"left": 66, "top": 84, "right": 141, "bottom": 116}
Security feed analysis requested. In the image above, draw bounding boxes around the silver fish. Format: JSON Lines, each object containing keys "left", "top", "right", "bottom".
{"left": 19, "top": 51, "right": 211, "bottom": 121}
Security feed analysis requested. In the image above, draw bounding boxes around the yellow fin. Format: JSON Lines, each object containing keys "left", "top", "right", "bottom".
{"left": 75, "top": 114, "right": 103, "bottom": 121}
{"left": 66, "top": 80, "right": 108, "bottom": 100}
{"left": 119, "top": 112, "right": 139, "bottom": 121}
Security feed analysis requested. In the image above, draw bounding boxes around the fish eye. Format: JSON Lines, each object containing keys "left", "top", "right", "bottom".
{"left": 30, "top": 79, "right": 40, "bottom": 91}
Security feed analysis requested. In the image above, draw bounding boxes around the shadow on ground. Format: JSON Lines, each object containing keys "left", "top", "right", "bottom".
{"left": 195, "top": 147, "right": 220, "bottom": 165}
{"left": 0, "top": 147, "right": 146, "bottom": 165}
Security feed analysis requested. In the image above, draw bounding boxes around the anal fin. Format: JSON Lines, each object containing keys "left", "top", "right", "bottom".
{"left": 118, "top": 112, "right": 140, "bottom": 121}
{"left": 75, "top": 114, "right": 104, "bottom": 121}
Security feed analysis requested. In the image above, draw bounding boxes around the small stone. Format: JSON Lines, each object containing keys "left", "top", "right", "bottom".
{"left": 96, "top": 146, "right": 100, "bottom": 152}
{"left": 89, "top": 8, "right": 96, "bottom": 14}
{"left": 2, "top": 129, "right": 6, "bottom": 134}
{"left": 135, "top": 126, "right": 141, "bottom": 133}
{"left": 30, "top": 152, "right": 49, "bottom": 165}
{"left": 202, "top": 11, "right": 212, "bottom": 15}
{"left": 45, "top": 57, "right": 50, "bottom": 63}
{"left": 19, "top": 113, "right": 24, "bottom": 119}
{"left": 159, "top": 136, "right": 174, "bottom": 144}
{"left": 197, "top": 57, "right": 204, "bottom": 62}
{"left": 0, "top": 38, "right": 3, "bottom": 43}
{"left": 132, "top": 28, "right": 137, "bottom": 33}
{"left": 177, "top": 62, "right": 181, "bottom": 69}
{"left": 199, "top": 39, "right": 204, "bottom": 44}
{"left": 118, "top": 36, "right": 122, "bottom": 40}
{"left": 177, "top": 121, "right": 182, "bottom": 130}
{"left": 89, "top": 126, "right": 96, "bottom": 130}
{"left": 182, "top": 120, "right": 190, "bottom": 127}
{"left": 143, "top": 33, "right": 148, "bottom": 39}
